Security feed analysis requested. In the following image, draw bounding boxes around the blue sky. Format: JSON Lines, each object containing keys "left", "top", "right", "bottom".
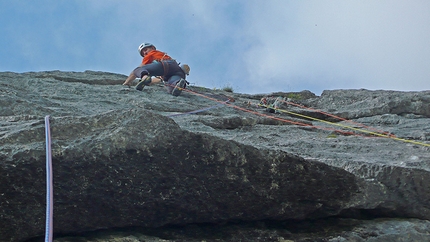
{"left": 1, "top": 0, "right": 429, "bottom": 95}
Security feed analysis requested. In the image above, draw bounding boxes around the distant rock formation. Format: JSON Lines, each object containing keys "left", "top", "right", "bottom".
{"left": 1, "top": 71, "right": 430, "bottom": 241}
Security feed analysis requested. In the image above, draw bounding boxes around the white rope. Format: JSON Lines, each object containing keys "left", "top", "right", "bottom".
{"left": 44, "top": 116, "right": 53, "bottom": 242}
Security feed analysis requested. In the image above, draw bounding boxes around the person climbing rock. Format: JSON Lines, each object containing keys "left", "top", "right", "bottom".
{"left": 123, "top": 42, "right": 190, "bottom": 96}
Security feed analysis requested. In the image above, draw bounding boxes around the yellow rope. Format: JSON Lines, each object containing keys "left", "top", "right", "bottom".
{"left": 173, "top": 85, "right": 429, "bottom": 148}
{"left": 259, "top": 104, "right": 430, "bottom": 148}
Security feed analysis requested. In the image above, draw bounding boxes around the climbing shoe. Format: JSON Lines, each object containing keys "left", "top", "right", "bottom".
{"left": 172, "top": 79, "right": 186, "bottom": 96}
{"left": 136, "top": 76, "right": 152, "bottom": 91}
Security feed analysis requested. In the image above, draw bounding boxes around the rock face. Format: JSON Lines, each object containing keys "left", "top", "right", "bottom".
{"left": 1, "top": 71, "right": 430, "bottom": 241}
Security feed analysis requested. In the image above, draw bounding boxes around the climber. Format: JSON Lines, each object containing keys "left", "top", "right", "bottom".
{"left": 123, "top": 42, "right": 190, "bottom": 96}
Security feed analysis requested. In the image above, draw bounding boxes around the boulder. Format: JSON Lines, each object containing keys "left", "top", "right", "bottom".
{"left": 1, "top": 71, "right": 429, "bottom": 241}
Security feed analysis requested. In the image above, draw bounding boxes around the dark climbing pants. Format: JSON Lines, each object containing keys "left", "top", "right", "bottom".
{"left": 133, "top": 60, "right": 185, "bottom": 90}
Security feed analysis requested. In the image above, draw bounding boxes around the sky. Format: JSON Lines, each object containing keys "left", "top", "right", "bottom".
{"left": 1, "top": 0, "right": 429, "bottom": 95}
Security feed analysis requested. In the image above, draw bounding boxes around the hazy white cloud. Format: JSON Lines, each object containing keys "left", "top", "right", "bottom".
{"left": 1, "top": 0, "right": 429, "bottom": 95}
{"left": 240, "top": 1, "right": 430, "bottom": 94}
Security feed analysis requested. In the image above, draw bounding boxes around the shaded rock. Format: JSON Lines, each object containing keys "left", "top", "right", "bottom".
{"left": 2, "top": 110, "right": 357, "bottom": 241}
{"left": 38, "top": 218, "right": 430, "bottom": 242}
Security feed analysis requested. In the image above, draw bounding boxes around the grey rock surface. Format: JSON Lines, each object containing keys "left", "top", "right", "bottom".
{"left": 1, "top": 71, "right": 430, "bottom": 241}
{"left": 52, "top": 218, "right": 430, "bottom": 242}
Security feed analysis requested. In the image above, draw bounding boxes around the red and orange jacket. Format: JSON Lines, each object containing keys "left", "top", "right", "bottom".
{"left": 141, "top": 50, "right": 172, "bottom": 65}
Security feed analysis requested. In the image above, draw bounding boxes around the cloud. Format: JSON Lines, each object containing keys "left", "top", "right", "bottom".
{"left": 1, "top": 1, "right": 429, "bottom": 95}
{"left": 239, "top": 1, "right": 430, "bottom": 94}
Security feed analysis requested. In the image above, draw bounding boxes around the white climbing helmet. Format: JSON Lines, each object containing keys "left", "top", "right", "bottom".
{"left": 138, "top": 43, "right": 155, "bottom": 54}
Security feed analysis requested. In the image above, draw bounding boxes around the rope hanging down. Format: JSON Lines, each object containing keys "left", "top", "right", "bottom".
{"left": 44, "top": 116, "right": 53, "bottom": 242}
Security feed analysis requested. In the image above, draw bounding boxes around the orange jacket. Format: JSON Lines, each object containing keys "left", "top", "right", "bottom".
{"left": 141, "top": 50, "right": 172, "bottom": 65}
